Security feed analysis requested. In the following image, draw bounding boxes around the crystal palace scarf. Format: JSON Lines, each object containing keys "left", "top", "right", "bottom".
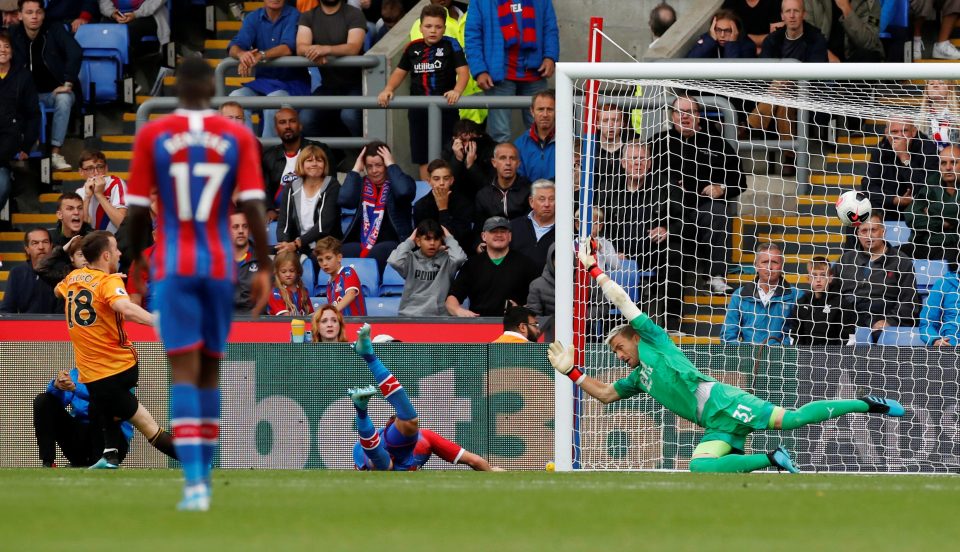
{"left": 498, "top": 0, "right": 538, "bottom": 51}
{"left": 359, "top": 176, "right": 390, "bottom": 257}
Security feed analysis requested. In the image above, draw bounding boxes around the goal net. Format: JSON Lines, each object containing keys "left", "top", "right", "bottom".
{"left": 554, "top": 62, "right": 960, "bottom": 473}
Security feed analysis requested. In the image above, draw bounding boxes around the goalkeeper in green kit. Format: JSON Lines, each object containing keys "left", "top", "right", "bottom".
{"left": 548, "top": 241, "right": 906, "bottom": 473}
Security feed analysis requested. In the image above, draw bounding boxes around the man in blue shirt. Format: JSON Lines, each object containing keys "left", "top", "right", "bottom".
{"left": 228, "top": 0, "right": 310, "bottom": 137}
{"left": 33, "top": 368, "right": 133, "bottom": 467}
{"left": 514, "top": 89, "right": 555, "bottom": 182}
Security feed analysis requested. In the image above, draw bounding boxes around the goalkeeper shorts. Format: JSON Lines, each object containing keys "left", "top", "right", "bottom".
{"left": 699, "top": 382, "right": 775, "bottom": 451}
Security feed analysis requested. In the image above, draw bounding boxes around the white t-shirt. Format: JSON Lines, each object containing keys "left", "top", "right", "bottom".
{"left": 76, "top": 175, "right": 128, "bottom": 233}
{"left": 279, "top": 152, "right": 299, "bottom": 200}
{"left": 299, "top": 188, "right": 321, "bottom": 238}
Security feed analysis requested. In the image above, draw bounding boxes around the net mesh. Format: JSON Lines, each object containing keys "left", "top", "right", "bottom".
{"left": 569, "top": 75, "right": 960, "bottom": 473}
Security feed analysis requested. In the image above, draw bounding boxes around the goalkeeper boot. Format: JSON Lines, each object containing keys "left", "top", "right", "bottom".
{"left": 177, "top": 483, "right": 211, "bottom": 512}
{"left": 348, "top": 385, "right": 378, "bottom": 409}
{"left": 859, "top": 395, "right": 905, "bottom": 417}
{"left": 767, "top": 445, "right": 800, "bottom": 474}
{"left": 352, "top": 323, "right": 374, "bottom": 357}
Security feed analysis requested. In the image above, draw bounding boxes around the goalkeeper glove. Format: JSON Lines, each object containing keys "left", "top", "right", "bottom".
{"left": 548, "top": 341, "right": 585, "bottom": 385}
{"left": 578, "top": 239, "right": 605, "bottom": 280}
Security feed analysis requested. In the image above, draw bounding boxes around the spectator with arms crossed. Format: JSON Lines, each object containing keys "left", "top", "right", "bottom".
{"left": 547, "top": 239, "right": 906, "bottom": 473}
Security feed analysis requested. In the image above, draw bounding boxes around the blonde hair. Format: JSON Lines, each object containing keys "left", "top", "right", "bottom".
{"left": 294, "top": 145, "right": 330, "bottom": 178}
{"left": 311, "top": 304, "right": 347, "bottom": 342}
{"left": 272, "top": 250, "right": 312, "bottom": 315}
{"left": 919, "top": 80, "right": 960, "bottom": 138}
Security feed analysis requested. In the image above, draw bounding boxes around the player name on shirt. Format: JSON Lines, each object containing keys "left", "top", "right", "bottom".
{"left": 162, "top": 131, "right": 233, "bottom": 156}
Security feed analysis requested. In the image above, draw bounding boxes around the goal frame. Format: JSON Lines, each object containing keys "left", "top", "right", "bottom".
{"left": 553, "top": 61, "right": 960, "bottom": 472}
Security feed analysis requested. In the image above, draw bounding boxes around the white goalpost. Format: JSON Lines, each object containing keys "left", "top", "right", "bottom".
{"left": 555, "top": 62, "right": 960, "bottom": 473}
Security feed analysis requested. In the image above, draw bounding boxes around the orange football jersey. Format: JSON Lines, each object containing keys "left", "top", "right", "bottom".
{"left": 55, "top": 267, "right": 137, "bottom": 382}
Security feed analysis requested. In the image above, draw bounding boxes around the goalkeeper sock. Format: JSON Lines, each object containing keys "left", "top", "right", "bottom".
{"left": 689, "top": 453, "right": 774, "bottom": 473}
{"left": 147, "top": 428, "right": 177, "bottom": 460}
{"left": 355, "top": 416, "right": 391, "bottom": 470}
{"left": 773, "top": 400, "right": 868, "bottom": 430}
{"left": 198, "top": 388, "right": 221, "bottom": 479}
{"left": 170, "top": 383, "right": 204, "bottom": 485}
{"left": 365, "top": 357, "right": 418, "bottom": 421}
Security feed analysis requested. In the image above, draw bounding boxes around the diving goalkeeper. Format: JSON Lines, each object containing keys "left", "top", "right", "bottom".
{"left": 548, "top": 241, "right": 905, "bottom": 473}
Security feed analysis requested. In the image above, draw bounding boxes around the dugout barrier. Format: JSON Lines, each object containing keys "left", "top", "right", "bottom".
{"left": 2, "top": 343, "right": 957, "bottom": 472}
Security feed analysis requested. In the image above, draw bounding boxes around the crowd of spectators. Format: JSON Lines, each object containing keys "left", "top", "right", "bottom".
{"left": 8, "top": 0, "right": 960, "bottom": 349}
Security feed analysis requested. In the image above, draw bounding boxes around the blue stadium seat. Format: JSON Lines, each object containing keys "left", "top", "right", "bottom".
{"left": 366, "top": 297, "right": 401, "bottom": 316}
{"left": 414, "top": 180, "right": 431, "bottom": 203}
{"left": 380, "top": 265, "right": 405, "bottom": 296}
{"left": 266, "top": 220, "right": 278, "bottom": 247}
{"left": 341, "top": 207, "right": 355, "bottom": 235}
{"left": 310, "top": 296, "right": 328, "bottom": 310}
{"left": 342, "top": 258, "right": 380, "bottom": 297}
{"left": 301, "top": 256, "right": 315, "bottom": 294}
{"left": 914, "top": 259, "right": 948, "bottom": 294}
{"left": 608, "top": 259, "right": 640, "bottom": 302}
{"left": 854, "top": 326, "right": 875, "bottom": 344}
{"left": 884, "top": 220, "right": 911, "bottom": 247}
{"left": 313, "top": 268, "right": 331, "bottom": 296}
{"left": 75, "top": 24, "right": 129, "bottom": 104}
{"left": 877, "top": 326, "right": 924, "bottom": 346}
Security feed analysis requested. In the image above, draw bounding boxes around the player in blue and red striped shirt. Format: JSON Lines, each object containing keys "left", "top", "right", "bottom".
{"left": 126, "top": 58, "right": 272, "bottom": 512}
{"left": 314, "top": 235, "right": 367, "bottom": 317}
{"left": 378, "top": 4, "right": 469, "bottom": 178}
{"left": 348, "top": 323, "right": 501, "bottom": 472}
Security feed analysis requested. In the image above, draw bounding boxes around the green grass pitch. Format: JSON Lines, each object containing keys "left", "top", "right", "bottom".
{"left": 4, "top": 468, "right": 955, "bottom": 551}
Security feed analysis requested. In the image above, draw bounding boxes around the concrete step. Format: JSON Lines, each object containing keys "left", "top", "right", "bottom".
{"left": 755, "top": 232, "right": 845, "bottom": 244}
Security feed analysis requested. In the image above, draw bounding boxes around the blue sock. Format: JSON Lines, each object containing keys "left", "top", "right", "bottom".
{"left": 198, "top": 388, "right": 220, "bottom": 481}
{"left": 170, "top": 383, "right": 204, "bottom": 485}
{"left": 356, "top": 416, "right": 391, "bottom": 470}
{"left": 367, "top": 357, "right": 418, "bottom": 421}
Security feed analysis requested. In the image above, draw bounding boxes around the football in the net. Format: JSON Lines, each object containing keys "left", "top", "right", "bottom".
{"left": 835, "top": 190, "right": 872, "bottom": 227}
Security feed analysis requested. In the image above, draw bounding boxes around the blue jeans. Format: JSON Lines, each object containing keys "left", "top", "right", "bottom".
{"left": 484, "top": 78, "right": 548, "bottom": 143}
{"left": 0, "top": 166, "right": 10, "bottom": 214}
{"left": 228, "top": 86, "right": 289, "bottom": 138}
{"left": 38, "top": 91, "right": 74, "bottom": 148}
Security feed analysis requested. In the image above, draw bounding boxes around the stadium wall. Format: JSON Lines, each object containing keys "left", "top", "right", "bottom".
{"left": 3, "top": 341, "right": 956, "bottom": 471}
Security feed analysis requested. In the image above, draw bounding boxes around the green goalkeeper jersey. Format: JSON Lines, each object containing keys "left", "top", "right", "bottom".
{"left": 612, "top": 314, "right": 716, "bottom": 424}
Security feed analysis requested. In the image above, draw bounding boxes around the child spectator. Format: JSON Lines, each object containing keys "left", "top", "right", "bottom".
{"left": 267, "top": 250, "right": 314, "bottom": 316}
{"left": 311, "top": 304, "right": 348, "bottom": 342}
{"left": 378, "top": 3, "right": 469, "bottom": 180}
{"left": 314, "top": 236, "right": 367, "bottom": 316}
{"left": 790, "top": 257, "right": 854, "bottom": 346}
{"left": 386, "top": 218, "right": 467, "bottom": 317}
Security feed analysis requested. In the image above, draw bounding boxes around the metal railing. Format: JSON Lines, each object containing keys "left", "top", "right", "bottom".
{"left": 213, "top": 56, "right": 383, "bottom": 97}
{"left": 136, "top": 95, "right": 532, "bottom": 161}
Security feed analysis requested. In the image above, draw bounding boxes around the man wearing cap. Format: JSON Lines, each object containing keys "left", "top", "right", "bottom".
{"left": 445, "top": 216, "right": 538, "bottom": 317}
{"left": 1, "top": 0, "right": 20, "bottom": 29}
